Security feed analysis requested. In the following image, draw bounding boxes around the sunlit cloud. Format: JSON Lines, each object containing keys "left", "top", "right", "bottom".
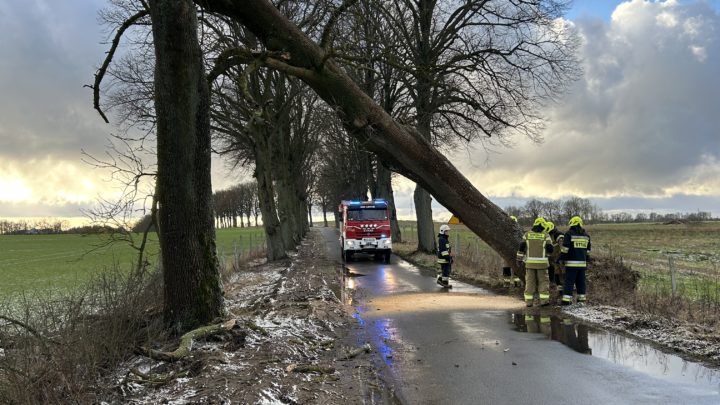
{"left": 0, "top": 159, "right": 116, "bottom": 209}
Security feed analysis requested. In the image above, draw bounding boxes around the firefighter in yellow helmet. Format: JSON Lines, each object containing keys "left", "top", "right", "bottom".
{"left": 516, "top": 217, "right": 553, "bottom": 307}
{"left": 559, "top": 216, "right": 592, "bottom": 306}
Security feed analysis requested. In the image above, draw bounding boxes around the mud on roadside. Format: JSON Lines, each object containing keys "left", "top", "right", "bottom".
{"left": 104, "top": 229, "right": 390, "bottom": 404}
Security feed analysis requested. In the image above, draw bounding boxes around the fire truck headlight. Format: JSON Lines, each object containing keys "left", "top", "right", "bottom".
{"left": 346, "top": 240, "right": 354, "bottom": 246}
{"left": 381, "top": 234, "right": 386, "bottom": 238}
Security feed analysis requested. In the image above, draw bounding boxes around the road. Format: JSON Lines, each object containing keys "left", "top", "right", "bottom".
{"left": 318, "top": 228, "right": 720, "bottom": 405}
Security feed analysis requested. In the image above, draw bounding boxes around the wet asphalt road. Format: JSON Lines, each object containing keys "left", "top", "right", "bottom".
{"left": 318, "top": 228, "right": 720, "bottom": 405}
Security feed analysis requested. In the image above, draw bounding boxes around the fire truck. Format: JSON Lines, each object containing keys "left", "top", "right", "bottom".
{"left": 339, "top": 199, "right": 392, "bottom": 263}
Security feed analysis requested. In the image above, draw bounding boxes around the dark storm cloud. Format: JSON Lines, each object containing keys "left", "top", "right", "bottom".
{"left": 458, "top": 0, "right": 720, "bottom": 204}
{"left": 0, "top": 0, "right": 110, "bottom": 161}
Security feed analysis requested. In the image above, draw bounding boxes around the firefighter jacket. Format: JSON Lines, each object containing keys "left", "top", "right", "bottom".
{"left": 437, "top": 233, "right": 451, "bottom": 264}
{"left": 559, "top": 226, "right": 591, "bottom": 268}
{"left": 548, "top": 228, "right": 564, "bottom": 264}
{"left": 516, "top": 225, "right": 554, "bottom": 269}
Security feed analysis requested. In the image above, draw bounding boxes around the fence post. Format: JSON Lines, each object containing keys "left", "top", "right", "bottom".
{"left": 669, "top": 256, "right": 677, "bottom": 297}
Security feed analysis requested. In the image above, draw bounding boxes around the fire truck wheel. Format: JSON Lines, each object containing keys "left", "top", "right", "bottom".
{"left": 383, "top": 252, "right": 391, "bottom": 263}
{"left": 344, "top": 250, "right": 353, "bottom": 262}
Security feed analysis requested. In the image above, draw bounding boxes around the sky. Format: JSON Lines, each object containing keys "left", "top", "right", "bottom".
{"left": 1, "top": 0, "right": 719, "bottom": 226}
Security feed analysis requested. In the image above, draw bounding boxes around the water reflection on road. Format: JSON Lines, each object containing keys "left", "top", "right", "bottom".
{"left": 512, "top": 312, "right": 720, "bottom": 390}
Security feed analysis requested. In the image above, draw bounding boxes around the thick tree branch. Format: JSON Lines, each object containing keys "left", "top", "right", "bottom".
{"left": 91, "top": 10, "right": 149, "bottom": 123}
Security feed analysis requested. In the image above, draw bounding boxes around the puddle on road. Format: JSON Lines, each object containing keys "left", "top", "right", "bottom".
{"left": 511, "top": 313, "right": 720, "bottom": 391}
{"left": 359, "top": 293, "right": 525, "bottom": 317}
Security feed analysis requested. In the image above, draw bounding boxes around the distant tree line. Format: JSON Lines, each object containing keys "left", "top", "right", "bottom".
{"left": 0, "top": 219, "right": 123, "bottom": 235}
{"left": 505, "top": 197, "right": 715, "bottom": 226}
{"left": 212, "top": 182, "right": 260, "bottom": 229}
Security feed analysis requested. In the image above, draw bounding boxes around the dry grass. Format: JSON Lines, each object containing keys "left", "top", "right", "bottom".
{"left": 0, "top": 265, "right": 165, "bottom": 404}
{"left": 0, "top": 244, "right": 267, "bottom": 404}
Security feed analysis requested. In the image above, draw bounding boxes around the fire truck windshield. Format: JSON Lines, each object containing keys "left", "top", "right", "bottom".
{"left": 347, "top": 208, "right": 388, "bottom": 221}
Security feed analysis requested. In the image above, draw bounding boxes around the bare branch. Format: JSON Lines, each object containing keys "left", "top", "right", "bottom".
{"left": 91, "top": 9, "right": 149, "bottom": 123}
{"left": 320, "top": 0, "right": 359, "bottom": 50}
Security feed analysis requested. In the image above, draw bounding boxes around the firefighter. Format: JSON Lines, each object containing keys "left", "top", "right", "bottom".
{"left": 437, "top": 224, "right": 452, "bottom": 287}
{"left": 543, "top": 221, "right": 565, "bottom": 296}
{"left": 559, "top": 216, "right": 592, "bottom": 306}
{"left": 516, "top": 217, "right": 553, "bottom": 307}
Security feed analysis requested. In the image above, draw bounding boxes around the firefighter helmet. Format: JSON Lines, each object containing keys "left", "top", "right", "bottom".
{"left": 439, "top": 224, "right": 451, "bottom": 234}
{"left": 568, "top": 216, "right": 584, "bottom": 227}
{"left": 543, "top": 221, "right": 555, "bottom": 233}
{"left": 510, "top": 215, "right": 518, "bottom": 222}
{"left": 533, "top": 217, "right": 546, "bottom": 227}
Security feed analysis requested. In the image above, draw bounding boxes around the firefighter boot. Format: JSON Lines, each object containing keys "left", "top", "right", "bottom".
{"left": 441, "top": 277, "right": 451, "bottom": 288}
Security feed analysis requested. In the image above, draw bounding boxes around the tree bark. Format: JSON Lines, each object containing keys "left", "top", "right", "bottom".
{"left": 194, "top": 0, "right": 524, "bottom": 274}
{"left": 150, "top": 0, "right": 224, "bottom": 329}
{"left": 253, "top": 135, "right": 287, "bottom": 261}
{"left": 375, "top": 161, "right": 402, "bottom": 242}
{"left": 411, "top": 0, "right": 438, "bottom": 254}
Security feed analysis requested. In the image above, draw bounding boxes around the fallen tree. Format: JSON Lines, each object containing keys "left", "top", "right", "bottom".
{"left": 196, "top": 0, "right": 525, "bottom": 275}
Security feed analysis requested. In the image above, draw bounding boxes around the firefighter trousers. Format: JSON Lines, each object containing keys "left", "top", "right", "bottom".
{"left": 563, "top": 267, "right": 587, "bottom": 303}
{"left": 440, "top": 263, "right": 451, "bottom": 278}
{"left": 524, "top": 268, "right": 549, "bottom": 304}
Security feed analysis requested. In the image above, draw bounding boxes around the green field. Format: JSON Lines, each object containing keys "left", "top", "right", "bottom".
{"left": 0, "top": 227, "right": 266, "bottom": 298}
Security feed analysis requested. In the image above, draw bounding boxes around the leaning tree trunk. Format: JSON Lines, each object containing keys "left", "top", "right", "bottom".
{"left": 375, "top": 161, "right": 402, "bottom": 242}
{"left": 193, "top": 0, "right": 525, "bottom": 276}
{"left": 149, "top": 0, "right": 223, "bottom": 330}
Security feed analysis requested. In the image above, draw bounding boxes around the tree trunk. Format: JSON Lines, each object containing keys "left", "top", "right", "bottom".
{"left": 413, "top": 95, "right": 436, "bottom": 253}
{"left": 274, "top": 176, "right": 299, "bottom": 250}
{"left": 253, "top": 135, "right": 287, "bottom": 261}
{"left": 198, "top": 0, "right": 523, "bottom": 273}
{"left": 150, "top": 0, "right": 224, "bottom": 330}
{"left": 375, "top": 161, "right": 402, "bottom": 242}
{"left": 307, "top": 203, "right": 313, "bottom": 227}
{"left": 414, "top": 185, "right": 436, "bottom": 253}
{"left": 323, "top": 210, "right": 328, "bottom": 227}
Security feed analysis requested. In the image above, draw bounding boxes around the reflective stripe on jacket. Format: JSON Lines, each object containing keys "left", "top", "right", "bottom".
{"left": 437, "top": 233, "right": 451, "bottom": 264}
{"left": 559, "top": 226, "right": 591, "bottom": 268}
{"left": 517, "top": 226, "right": 553, "bottom": 269}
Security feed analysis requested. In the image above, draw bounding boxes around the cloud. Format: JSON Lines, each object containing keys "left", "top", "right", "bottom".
{"left": 0, "top": 1, "right": 125, "bottom": 218}
{"left": 451, "top": 0, "right": 720, "bottom": 206}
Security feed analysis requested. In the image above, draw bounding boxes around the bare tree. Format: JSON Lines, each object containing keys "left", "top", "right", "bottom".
{"left": 192, "top": 0, "right": 535, "bottom": 275}
{"left": 147, "top": 0, "right": 223, "bottom": 328}
{"left": 329, "top": 0, "right": 580, "bottom": 253}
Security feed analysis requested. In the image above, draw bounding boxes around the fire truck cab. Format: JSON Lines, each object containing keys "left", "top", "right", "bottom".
{"left": 339, "top": 199, "right": 392, "bottom": 263}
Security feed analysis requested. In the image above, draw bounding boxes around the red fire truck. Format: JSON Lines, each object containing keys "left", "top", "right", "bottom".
{"left": 339, "top": 199, "right": 392, "bottom": 263}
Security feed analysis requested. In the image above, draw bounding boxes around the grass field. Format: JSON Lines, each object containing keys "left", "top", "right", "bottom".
{"left": 400, "top": 221, "right": 720, "bottom": 302}
{"left": 0, "top": 227, "right": 266, "bottom": 298}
